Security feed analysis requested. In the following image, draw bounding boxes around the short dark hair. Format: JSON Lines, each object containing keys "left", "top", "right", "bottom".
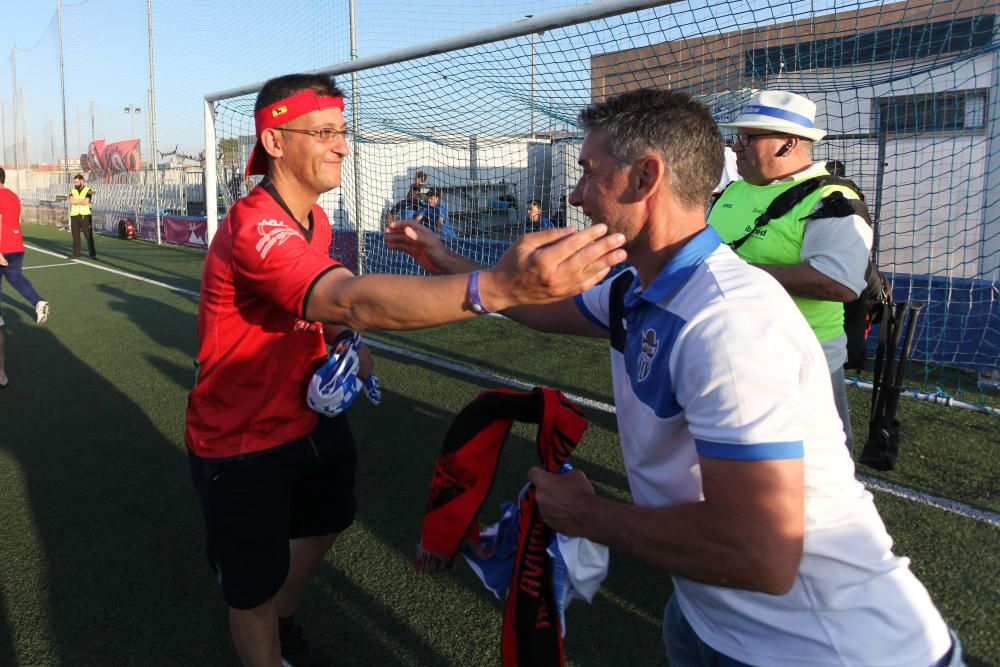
{"left": 426, "top": 187, "right": 442, "bottom": 198}
{"left": 74, "top": 173, "right": 84, "bottom": 180}
{"left": 0, "top": 167, "right": 5, "bottom": 184}
{"left": 578, "top": 89, "right": 724, "bottom": 210}
{"left": 528, "top": 199, "right": 542, "bottom": 208}
{"left": 415, "top": 171, "right": 427, "bottom": 180}
{"left": 254, "top": 74, "right": 344, "bottom": 114}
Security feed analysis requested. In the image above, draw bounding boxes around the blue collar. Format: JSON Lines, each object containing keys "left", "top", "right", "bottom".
{"left": 625, "top": 226, "right": 723, "bottom": 308}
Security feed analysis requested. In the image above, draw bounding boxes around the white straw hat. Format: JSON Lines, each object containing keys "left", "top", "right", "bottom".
{"left": 720, "top": 91, "right": 826, "bottom": 142}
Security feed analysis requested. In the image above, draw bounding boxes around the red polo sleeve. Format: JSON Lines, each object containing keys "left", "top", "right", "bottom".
{"left": 230, "top": 216, "right": 341, "bottom": 318}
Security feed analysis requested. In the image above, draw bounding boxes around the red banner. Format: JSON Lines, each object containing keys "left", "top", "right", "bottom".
{"left": 86, "top": 140, "right": 107, "bottom": 172}
{"left": 85, "top": 139, "right": 141, "bottom": 175}
{"left": 106, "top": 140, "right": 141, "bottom": 172}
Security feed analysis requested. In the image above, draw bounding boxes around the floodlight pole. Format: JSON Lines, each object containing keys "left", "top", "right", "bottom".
{"left": 57, "top": 1, "right": 70, "bottom": 180}
{"left": 350, "top": 0, "right": 364, "bottom": 275}
{"left": 147, "top": 0, "right": 162, "bottom": 244}
{"left": 124, "top": 106, "right": 140, "bottom": 138}
{"left": 11, "top": 46, "right": 18, "bottom": 176}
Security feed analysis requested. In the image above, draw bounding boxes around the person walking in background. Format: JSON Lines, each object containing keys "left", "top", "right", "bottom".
{"left": 68, "top": 173, "right": 96, "bottom": 259}
{"left": 0, "top": 167, "right": 52, "bottom": 387}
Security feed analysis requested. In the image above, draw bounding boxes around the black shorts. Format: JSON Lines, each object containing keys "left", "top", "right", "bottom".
{"left": 188, "top": 415, "right": 358, "bottom": 610}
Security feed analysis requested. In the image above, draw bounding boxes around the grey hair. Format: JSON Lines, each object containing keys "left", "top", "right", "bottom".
{"left": 578, "top": 89, "right": 724, "bottom": 209}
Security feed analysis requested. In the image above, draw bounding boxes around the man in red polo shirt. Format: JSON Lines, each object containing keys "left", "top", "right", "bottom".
{"left": 186, "top": 73, "right": 626, "bottom": 667}
{"left": 0, "top": 167, "right": 51, "bottom": 387}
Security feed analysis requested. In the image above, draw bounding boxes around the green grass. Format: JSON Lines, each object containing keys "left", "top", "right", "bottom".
{"left": 0, "top": 224, "right": 997, "bottom": 666}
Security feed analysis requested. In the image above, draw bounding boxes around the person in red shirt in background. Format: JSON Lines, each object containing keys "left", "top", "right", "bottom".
{"left": 185, "top": 73, "right": 625, "bottom": 667}
{"left": 0, "top": 167, "right": 51, "bottom": 388}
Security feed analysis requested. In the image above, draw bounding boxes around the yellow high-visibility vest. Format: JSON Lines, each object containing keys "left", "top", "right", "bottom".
{"left": 70, "top": 186, "right": 93, "bottom": 216}
{"left": 708, "top": 175, "right": 861, "bottom": 343}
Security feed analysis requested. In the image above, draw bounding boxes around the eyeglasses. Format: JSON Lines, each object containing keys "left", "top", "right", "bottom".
{"left": 733, "top": 132, "right": 788, "bottom": 147}
{"left": 277, "top": 127, "right": 350, "bottom": 143}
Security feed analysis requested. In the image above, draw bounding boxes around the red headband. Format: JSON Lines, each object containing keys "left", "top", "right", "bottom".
{"left": 246, "top": 90, "right": 346, "bottom": 176}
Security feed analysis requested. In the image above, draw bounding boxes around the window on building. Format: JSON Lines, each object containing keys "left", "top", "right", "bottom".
{"left": 745, "top": 15, "right": 995, "bottom": 77}
{"left": 875, "top": 90, "right": 989, "bottom": 134}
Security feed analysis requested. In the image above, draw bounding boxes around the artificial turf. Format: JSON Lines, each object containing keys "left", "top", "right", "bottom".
{"left": 0, "top": 223, "right": 996, "bottom": 665}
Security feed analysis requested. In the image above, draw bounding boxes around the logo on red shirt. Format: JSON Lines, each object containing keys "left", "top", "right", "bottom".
{"left": 255, "top": 219, "right": 300, "bottom": 259}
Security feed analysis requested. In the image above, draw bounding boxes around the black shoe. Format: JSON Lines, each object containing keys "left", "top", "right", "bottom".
{"left": 279, "top": 619, "right": 331, "bottom": 667}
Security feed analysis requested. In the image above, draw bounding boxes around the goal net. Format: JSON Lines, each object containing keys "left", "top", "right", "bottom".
{"left": 207, "top": 0, "right": 999, "bottom": 396}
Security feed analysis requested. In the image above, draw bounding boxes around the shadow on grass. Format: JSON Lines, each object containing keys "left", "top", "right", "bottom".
{"left": 0, "top": 312, "right": 232, "bottom": 666}
{"left": 146, "top": 353, "right": 197, "bottom": 392}
{"left": 98, "top": 284, "right": 197, "bottom": 358}
{"left": 0, "top": 604, "right": 14, "bottom": 667}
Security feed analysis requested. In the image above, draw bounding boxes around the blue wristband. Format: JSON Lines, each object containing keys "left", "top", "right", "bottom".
{"left": 468, "top": 271, "right": 491, "bottom": 315}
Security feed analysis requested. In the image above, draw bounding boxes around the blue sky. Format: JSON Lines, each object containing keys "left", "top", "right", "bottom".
{"left": 0, "top": 0, "right": 598, "bottom": 163}
{"left": 0, "top": 0, "right": 848, "bottom": 164}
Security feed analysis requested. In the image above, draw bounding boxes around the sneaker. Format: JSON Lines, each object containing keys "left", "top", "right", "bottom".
{"left": 279, "top": 619, "right": 331, "bottom": 667}
{"left": 35, "top": 301, "right": 50, "bottom": 325}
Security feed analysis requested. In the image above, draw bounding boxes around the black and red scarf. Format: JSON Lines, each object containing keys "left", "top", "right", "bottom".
{"left": 414, "top": 387, "right": 588, "bottom": 667}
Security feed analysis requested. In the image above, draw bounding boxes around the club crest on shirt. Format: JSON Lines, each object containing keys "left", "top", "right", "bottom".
{"left": 638, "top": 328, "right": 658, "bottom": 382}
{"left": 255, "top": 219, "right": 300, "bottom": 259}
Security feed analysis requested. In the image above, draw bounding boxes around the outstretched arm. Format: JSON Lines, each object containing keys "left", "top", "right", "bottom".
{"left": 384, "top": 219, "right": 607, "bottom": 337}
{"left": 305, "top": 224, "right": 626, "bottom": 331}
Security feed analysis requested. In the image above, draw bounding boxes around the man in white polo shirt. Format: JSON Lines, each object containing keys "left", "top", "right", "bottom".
{"left": 386, "top": 88, "right": 959, "bottom": 666}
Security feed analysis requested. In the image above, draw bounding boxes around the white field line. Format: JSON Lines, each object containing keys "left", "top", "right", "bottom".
{"left": 21, "top": 262, "right": 77, "bottom": 271}
{"left": 366, "top": 339, "right": 1000, "bottom": 528}
{"left": 364, "top": 339, "right": 618, "bottom": 414}
{"left": 25, "top": 243, "right": 200, "bottom": 298}
{"left": 857, "top": 475, "right": 1000, "bottom": 527}
{"left": 32, "top": 249, "right": 998, "bottom": 528}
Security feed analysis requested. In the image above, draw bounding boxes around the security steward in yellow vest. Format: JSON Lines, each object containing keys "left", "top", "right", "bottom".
{"left": 709, "top": 91, "right": 872, "bottom": 453}
{"left": 68, "top": 173, "right": 96, "bottom": 259}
